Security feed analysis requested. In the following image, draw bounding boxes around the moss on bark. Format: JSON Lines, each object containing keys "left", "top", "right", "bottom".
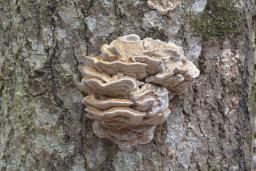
{"left": 191, "top": 0, "right": 245, "bottom": 39}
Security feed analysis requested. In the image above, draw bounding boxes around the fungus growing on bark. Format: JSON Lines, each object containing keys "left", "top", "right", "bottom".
{"left": 79, "top": 34, "right": 200, "bottom": 150}
{"left": 147, "top": 0, "right": 181, "bottom": 15}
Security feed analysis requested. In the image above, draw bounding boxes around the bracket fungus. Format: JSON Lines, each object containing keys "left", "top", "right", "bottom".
{"left": 147, "top": 0, "right": 181, "bottom": 15}
{"left": 79, "top": 34, "right": 200, "bottom": 150}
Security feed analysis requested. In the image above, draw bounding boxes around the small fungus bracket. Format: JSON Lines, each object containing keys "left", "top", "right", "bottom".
{"left": 147, "top": 0, "right": 181, "bottom": 15}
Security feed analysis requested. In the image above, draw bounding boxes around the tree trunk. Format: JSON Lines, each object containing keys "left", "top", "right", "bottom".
{"left": 0, "top": 0, "right": 255, "bottom": 171}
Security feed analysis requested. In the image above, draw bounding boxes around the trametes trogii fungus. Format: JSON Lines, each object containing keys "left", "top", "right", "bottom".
{"left": 147, "top": 0, "right": 181, "bottom": 15}
{"left": 79, "top": 34, "right": 200, "bottom": 150}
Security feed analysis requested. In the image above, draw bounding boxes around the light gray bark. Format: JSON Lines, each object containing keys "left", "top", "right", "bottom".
{"left": 0, "top": 0, "right": 255, "bottom": 171}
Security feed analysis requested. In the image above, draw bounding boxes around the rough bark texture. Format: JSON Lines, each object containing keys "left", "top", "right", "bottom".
{"left": 0, "top": 0, "right": 255, "bottom": 171}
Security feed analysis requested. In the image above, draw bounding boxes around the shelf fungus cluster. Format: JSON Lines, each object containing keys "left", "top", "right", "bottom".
{"left": 79, "top": 34, "right": 200, "bottom": 150}
{"left": 147, "top": 0, "right": 181, "bottom": 15}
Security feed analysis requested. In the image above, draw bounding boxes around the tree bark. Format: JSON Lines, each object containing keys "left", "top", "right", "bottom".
{"left": 0, "top": 0, "right": 255, "bottom": 171}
